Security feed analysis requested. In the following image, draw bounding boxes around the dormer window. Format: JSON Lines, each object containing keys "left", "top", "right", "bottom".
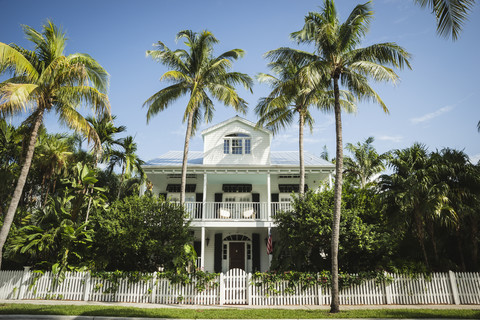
{"left": 224, "top": 133, "right": 251, "bottom": 155}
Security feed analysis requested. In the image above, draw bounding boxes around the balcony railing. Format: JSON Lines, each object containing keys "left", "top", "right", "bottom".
{"left": 183, "top": 202, "right": 293, "bottom": 221}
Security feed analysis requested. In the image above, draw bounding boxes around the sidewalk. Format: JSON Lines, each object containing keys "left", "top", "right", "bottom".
{"left": 1, "top": 299, "right": 480, "bottom": 309}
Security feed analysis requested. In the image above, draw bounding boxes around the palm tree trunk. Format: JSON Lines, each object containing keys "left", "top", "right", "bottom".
{"left": 471, "top": 216, "right": 478, "bottom": 270}
{"left": 415, "top": 208, "right": 429, "bottom": 268}
{"left": 456, "top": 228, "right": 466, "bottom": 271}
{"left": 180, "top": 111, "right": 194, "bottom": 205}
{"left": 330, "top": 76, "right": 343, "bottom": 313}
{"left": 117, "top": 164, "right": 125, "bottom": 200}
{"left": 0, "top": 107, "right": 45, "bottom": 269}
{"left": 299, "top": 113, "right": 305, "bottom": 196}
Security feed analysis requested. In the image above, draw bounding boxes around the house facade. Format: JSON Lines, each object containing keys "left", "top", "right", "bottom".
{"left": 142, "top": 116, "right": 334, "bottom": 273}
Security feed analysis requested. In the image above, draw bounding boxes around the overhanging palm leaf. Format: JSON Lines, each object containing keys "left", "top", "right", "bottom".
{"left": 414, "top": 0, "right": 475, "bottom": 40}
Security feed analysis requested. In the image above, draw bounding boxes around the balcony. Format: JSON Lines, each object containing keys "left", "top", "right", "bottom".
{"left": 183, "top": 202, "right": 293, "bottom": 221}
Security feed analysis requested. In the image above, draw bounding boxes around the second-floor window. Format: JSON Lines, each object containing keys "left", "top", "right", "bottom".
{"left": 223, "top": 133, "right": 251, "bottom": 155}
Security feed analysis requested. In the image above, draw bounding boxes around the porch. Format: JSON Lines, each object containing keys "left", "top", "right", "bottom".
{"left": 184, "top": 202, "right": 293, "bottom": 221}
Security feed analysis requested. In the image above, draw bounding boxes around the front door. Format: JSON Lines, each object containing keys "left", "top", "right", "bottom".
{"left": 229, "top": 242, "right": 245, "bottom": 270}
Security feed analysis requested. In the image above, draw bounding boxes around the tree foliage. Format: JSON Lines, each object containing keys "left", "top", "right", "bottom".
{"left": 90, "top": 195, "right": 193, "bottom": 272}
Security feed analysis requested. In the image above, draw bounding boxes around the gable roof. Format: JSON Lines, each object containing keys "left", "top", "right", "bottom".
{"left": 144, "top": 150, "right": 333, "bottom": 167}
{"left": 201, "top": 116, "right": 271, "bottom": 136}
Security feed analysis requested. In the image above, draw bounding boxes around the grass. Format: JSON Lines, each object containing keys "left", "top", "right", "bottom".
{"left": 0, "top": 303, "right": 479, "bottom": 319}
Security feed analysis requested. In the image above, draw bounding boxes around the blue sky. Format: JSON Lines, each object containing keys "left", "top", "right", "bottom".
{"left": 1, "top": 0, "right": 479, "bottom": 163}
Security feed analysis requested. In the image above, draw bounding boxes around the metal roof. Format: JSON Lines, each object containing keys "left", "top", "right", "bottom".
{"left": 144, "top": 151, "right": 333, "bottom": 167}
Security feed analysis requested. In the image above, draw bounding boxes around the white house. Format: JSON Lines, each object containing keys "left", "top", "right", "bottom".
{"left": 142, "top": 116, "right": 334, "bottom": 273}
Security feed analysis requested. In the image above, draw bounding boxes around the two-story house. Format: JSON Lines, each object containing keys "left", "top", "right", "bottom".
{"left": 142, "top": 116, "right": 334, "bottom": 273}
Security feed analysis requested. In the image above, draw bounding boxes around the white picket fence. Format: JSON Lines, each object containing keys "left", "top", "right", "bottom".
{"left": 0, "top": 267, "right": 479, "bottom": 305}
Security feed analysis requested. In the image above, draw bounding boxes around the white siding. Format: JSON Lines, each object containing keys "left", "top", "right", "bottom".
{"left": 203, "top": 120, "right": 271, "bottom": 165}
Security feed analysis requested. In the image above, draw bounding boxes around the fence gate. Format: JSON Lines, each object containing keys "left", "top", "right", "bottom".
{"left": 224, "top": 268, "right": 247, "bottom": 304}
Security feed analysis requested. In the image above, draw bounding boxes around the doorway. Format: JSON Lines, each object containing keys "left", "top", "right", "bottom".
{"left": 229, "top": 242, "right": 245, "bottom": 270}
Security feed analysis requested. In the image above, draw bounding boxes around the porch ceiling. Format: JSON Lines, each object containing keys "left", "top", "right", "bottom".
{"left": 207, "top": 173, "right": 267, "bottom": 185}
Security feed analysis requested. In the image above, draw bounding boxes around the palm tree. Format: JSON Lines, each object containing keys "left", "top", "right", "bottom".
{"left": 144, "top": 30, "right": 253, "bottom": 204}
{"left": 36, "top": 133, "right": 73, "bottom": 206}
{"left": 413, "top": 0, "right": 475, "bottom": 40}
{"left": 381, "top": 144, "right": 456, "bottom": 268}
{"left": 344, "top": 137, "right": 389, "bottom": 188}
{"left": 86, "top": 114, "right": 126, "bottom": 165}
{"left": 255, "top": 58, "right": 355, "bottom": 195}
{"left": 270, "top": 0, "right": 411, "bottom": 312}
{"left": 108, "top": 136, "right": 145, "bottom": 199}
{"left": 0, "top": 20, "right": 110, "bottom": 269}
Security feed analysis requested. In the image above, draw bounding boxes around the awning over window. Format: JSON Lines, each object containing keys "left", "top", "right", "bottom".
{"left": 278, "top": 184, "right": 308, "bottom": 193}
{"left": 222, "top": 184, "right": 252, "bottom": 193}
{"left": 166, "top": 184, "right": 196, "bottom": 193}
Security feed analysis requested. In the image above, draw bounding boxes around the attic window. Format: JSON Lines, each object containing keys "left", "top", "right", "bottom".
{"left": 166, "top": 184, "right": 196, "bottom": 193}
{"left": 224, "top": 133, "right": 251, "bottom": 155}
{"left": 278, "top": 184, "right": 308, "bottom": 193}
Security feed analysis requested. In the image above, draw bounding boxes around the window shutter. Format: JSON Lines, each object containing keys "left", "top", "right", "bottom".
{"left": 252, "top": 193, "right": 260, "bottom": 216}
{"left": 271, "top": 193, "right": 279, "bottom": 217}
{"left": 193, "top": 241, "right": 201, "bottom": 258}
{"left": 195, "top": 193, "right": 203, "bottom": 219}
{"left": 214, "top": 233, "right": 223, "bottom": 273}
{"left": 214, "top": 193, "right": 223, "bottom": 202}
{"left": 252, "top": 233, "right": 261, "bottom": 272}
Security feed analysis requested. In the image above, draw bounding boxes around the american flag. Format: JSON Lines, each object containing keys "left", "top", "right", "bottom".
{"left": 266, "top": 233, "right": 273, "bottom": 255}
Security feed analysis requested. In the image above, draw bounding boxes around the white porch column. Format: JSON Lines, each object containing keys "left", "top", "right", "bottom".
{"left": 328, "top": 172, "right": 333, "bottom": 189}
{"left": 139, "top": 181, "right": 146, "bottom": 196}
{"left": 202, "top": 174, "right": 207, "bottom": 220}
{"left": 201, "top": 227, "right": 205, "bottom": 270}
{"left": 267, "top": 173, "right": 271, "bottom": 221}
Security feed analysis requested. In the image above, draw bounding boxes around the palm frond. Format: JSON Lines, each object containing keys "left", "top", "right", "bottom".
{"left": 0, "top": 83, "right": 39, "bottom": 116}
{"left": 55, "top": 103, "right": 101, "bottom": 151}
{"left": 415, "top": 0, "right": 475, "bottom": 40}
{"left": 0, "top": 42, "right": 39, "bottom": 81}
{"left": 144, "top": 83, "right": 190, "bottom": 123}
{"left": 67, "top": 53, "right": 110, "bottom": 93}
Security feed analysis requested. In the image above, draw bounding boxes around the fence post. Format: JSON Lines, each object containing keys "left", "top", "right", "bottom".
{"left": 83, "top": 272, "right": 91, "bottom": 301}
{"left": 384, "top": 272, "right": 392, "bottom": 305}
{"left": 317, "top": 273, "right": 322, "bottom": 305}
{"left": 17, "top": 266, "right": 31, "bottom": 300}
{"left": 150, "top": 272, "right": 157, "bottom": 304}
{"left": 219, "top": 272, "right": 225, "bottom": 305}
{"left": 448, "top": 270, "right": 460, "bottom": 305}
{"left": 246, "top": 273, "right": 252, "bottom": 305}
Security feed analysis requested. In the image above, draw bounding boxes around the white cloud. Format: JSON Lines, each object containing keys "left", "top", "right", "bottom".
{"left": 377, "top": 135, "right": 403, "bottom": 143}
{"left": 410, "top": 105, "right": 454, "bottom": 124}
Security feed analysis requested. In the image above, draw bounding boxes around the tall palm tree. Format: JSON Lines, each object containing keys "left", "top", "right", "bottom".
{"left": 0, "top": 20, "right": 110, "bottom": 269}
{"left": 255, "top": 58, "right": 355, "bottom": 195}
{"left": 413, "top": 0, "right": 475, "bottom": 40}
{"left": 144, "top": 30, "right": 253, "bottom": 204}
{"left": 344, "top": 137, "right": 389, "bottom": 188}
{"left": 270, "top": 0, "right": 411, "bottom": 312}
{"left": 108, "top": 136, "right": 145, "bottom": 199}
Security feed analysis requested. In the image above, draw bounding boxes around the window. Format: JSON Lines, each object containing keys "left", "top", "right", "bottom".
{"left": 232, "top": 139, "right": 242, "bottom": 154}
{"left": 245, "top": 139, "right": 251, "bottom": 154}
{"left": 223, "top": 140, "right": 229, "bottom": 154}
{"left": 223, "top": 133, "right": 251, "bottom": 155}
